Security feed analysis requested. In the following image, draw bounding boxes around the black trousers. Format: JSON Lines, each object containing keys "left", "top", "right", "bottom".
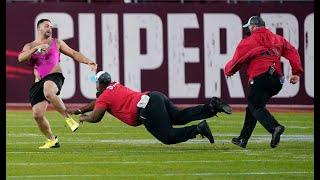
{"left": 139, "top": 91, "right": 216, "bottom": 145}
{"left": 239, "top": 72, "right": 283, "bottom": 140}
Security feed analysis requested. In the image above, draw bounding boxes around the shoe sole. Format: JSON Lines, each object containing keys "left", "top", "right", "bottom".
{"left": 53, "top": 142, "right": 60, "bottom": 148}
{"left": 231, "top": 140, "right": 246, "bottom": 148}
{"left": 66, "top": 119, "right": 79, "bottom": 132}
{"left": 67, "top": 122, "right": 79, "bottom": 132}
{"left": 71, "top": 126, "right": 79, "bottom": 132}
{"left": 271, "top": 127, "right": 285, "bottom": 148}
{"left": 222, "top": 104, "right": 232, "bottom": 114}
{"left": 39, "top": 142, "right": 60, "bottom": 149}
{"left": 211, "top": 98, "right": 232, "bottom": 114}
{"left": 200, "top": 134, "right": 214, "bottom": 144}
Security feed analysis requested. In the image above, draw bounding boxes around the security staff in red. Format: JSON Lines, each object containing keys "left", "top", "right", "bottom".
{"left": 67, "top": 71, "right": 232, "bottom": 145}
{"left": 224, "top": 16, "right": 303, "bottom": 148}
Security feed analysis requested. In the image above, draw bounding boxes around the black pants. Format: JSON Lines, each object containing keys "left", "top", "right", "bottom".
{"left": 239, "top": 72, "right": 283, "bottom": 140}
{"left": 139, "top": 91, "right": 216, "bottom": 145}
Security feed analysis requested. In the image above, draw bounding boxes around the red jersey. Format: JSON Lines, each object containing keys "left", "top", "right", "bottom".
{"left": 224, "top": 27, "right": 303, "bottom": 81}
{"left": 94, "top": 82, "right": 147, "bottom": 126}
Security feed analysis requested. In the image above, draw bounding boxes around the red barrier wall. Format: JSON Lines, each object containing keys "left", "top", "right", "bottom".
{"left": 6, "top": 2, "right": 314, "bottom": 105}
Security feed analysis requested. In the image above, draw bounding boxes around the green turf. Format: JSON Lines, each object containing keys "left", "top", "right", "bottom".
{"left": 6, "top": 110, "right": 314, "bottom": 179}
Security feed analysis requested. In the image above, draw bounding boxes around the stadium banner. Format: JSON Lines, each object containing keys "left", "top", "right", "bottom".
{"left": 6, "top": 3, "right": 314, "bottom": 105}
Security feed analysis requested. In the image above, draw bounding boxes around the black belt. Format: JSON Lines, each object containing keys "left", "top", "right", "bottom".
{"left": 249, "top": 70, "right": 283, "bottom": 85}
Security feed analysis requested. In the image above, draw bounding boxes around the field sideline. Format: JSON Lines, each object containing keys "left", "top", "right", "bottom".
{"left": 6, "top": 110, "right": 314, "bottom": 179}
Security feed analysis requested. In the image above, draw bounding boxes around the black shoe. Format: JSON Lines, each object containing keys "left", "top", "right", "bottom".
{"left": 231, "top": 137, "right": 248, "bottom": 148}
{"left": 209, "top": 97, "right": 232, "bottom": 114}
{"left": 197, "top": 120, "right": 214, "bottom": 143}
{"left": 270, "top": 125, "right": 285, "bottom": 148}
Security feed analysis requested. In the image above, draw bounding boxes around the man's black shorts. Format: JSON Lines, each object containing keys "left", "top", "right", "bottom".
{"left": 29, "top": 73, "right": 65, "bottom": 107}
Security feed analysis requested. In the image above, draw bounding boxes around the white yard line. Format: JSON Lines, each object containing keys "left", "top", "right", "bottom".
{"left": 7, "top": 171, "right": 313, "bottom": 179}
{"left": 6, "top": 149, "right": 220, "bottom": 154}
{"left": 6, "top": 135, "right": 314, "bottom": 145}
{"left": 7, "top": 132, "right": 131, "bottom": 137}
{"left": 6, "top": 125, "right": 123, "bottom": 128}
{"left": 6, "top": 125, "right": 314, "bottom": 129}
{"left": 6, "top": 132, "right": 314, "bottom": 138}
{"left": 6, "top": 152, "right": 57, "bottom": 154}
{"left": 7, "top": 159, "right": 311, "bottom": 166}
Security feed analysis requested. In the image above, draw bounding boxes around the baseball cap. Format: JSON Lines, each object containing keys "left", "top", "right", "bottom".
{"left": 242, "top": 16, "right": 265, "bottom": 28}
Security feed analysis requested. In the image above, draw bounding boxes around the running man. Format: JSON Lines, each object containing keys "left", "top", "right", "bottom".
{"left": 224, "top": 16, "right": 303, "bottom": 148}
{"left": 18, "top": 19, "right": 97, "bottom": 149}
{"left": 67, "top": 71, "right": 232, "bottom": 145}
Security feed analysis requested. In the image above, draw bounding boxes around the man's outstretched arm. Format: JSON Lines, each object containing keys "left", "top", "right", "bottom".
{"left": 58, "top": 39, "right": 97, "bottom": 71}
{"left": 67, "top": 100, "right": 96, "bottom": 115}
{"left": 79, "top": 108, "right": 106, "bottom": 123}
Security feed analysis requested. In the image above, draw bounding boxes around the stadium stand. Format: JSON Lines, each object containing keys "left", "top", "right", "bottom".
{"left": 6, "top": 0, "right": 314, "bottom": 4}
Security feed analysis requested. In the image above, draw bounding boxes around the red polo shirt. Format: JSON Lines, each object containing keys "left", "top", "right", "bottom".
{"left": 95, "top": 82, "right": 147, "bottom": 126}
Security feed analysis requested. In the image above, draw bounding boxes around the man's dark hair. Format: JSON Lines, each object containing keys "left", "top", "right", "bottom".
{"left": 37, "top": 19, "right": 51, "bottom": 28}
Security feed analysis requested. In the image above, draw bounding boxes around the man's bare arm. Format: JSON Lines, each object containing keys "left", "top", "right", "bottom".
{"left": 79, "top": 108, "right": 106, "bottom": 123}
{"left": 66, "top": 100, "right": 96, "bottom": 115}
{"left": 18, "top": 43, "right": 35, "bottom": 62}
{"left": 58, "top": 39, "right": 97, "bottom": 70}
{"left": 18, "top": 43, "right": 50, "bottom": 62}
{"left": 18, "top": 43, "right": 34, "bottom": 62}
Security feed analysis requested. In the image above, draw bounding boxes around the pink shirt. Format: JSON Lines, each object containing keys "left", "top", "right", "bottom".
{"left": 30, "top": 38, "right": 60, "bottom": 79}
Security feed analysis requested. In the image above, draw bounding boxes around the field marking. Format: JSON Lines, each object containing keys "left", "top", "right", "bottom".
{"left": 7, "top": 159, "right": 312, "bottom": 166}
{"left": 6, "top": 152, "right": 58, "bottom": 154}
{"left": 7, "top": 171, "right": 313, "bottom": 178}
{"left": 6, "top": 150, "right": 208, "bottom": 154}
{"left": 96, "top": 136, "right": 314, "bottom": 144}
{"left": 6, "top": 124, "right": 314, "bottom": 128}
{"left": 6, "top": 150, "right": 314, "bottom": 156}
{"left": 286, "top": 126, "right": 313, "bottom": 129}
{"left": 7, "top": 149, "right": 249, "bottom": 154}
{"left": 7, "top": 132, "right": 130, "bottom": 137}
{"left": 6, "top": 125, "right": 123, "bottom": 128}
{"left": 7, "top": 125, "right": 66, "bottom": 128}
{"left": 7, "top": 133, "right": 43, "bottom": 137}
{"left": 7, "top": 132, "right": 314, "bottom": 138}
{"left": 6, "top": 135, "right": 314, "bottom": 145}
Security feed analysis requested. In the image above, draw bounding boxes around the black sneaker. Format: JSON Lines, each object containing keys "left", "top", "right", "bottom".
{"left": 197, "top": 120, "right": 214, "bottom": 143}
{"left": 209, "top": 97, "right": 232, "bottom": 114}
{"left": 270, "top": 125, "right": 285, "bottom": 148}
{"left": 231, "top": 137, "right": 248, "bottom": 148}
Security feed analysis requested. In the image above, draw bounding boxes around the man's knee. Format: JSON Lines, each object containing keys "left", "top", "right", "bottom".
{"left": 248, "top": 102, "right": 265, "bottom": 113}
{"left": 247, "top": 104, "right": 256, "bottom": 113}
{"left": 43, "top": 81, "right": 58, "bottom": 99}
{"left": 33, "top": 109, "right": 45, "bottom": 121}
{"left": 248, "top": 94, "right": 266, "bottom": 111}
{"left": 43, "top": 91, "right": 55, "bottom": 100}
{"left": 158, "top": 131, "right": 176, "bottom": 145}
{"left": 159, "top": 137, "right": 173, "bottom": 145}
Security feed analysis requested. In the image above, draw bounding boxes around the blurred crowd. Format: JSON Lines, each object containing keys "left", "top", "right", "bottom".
{"left": 6, "top": 0, "right": 312, "bottom": 4}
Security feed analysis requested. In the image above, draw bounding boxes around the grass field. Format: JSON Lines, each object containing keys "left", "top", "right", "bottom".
{"left": 6, "top": 110, "right": 314, "bottom": 179}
